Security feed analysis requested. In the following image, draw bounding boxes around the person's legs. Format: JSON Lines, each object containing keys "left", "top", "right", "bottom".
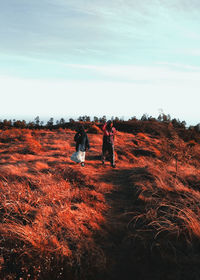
{"left": 102, "top": 140, "right": 107, "bottom": 164}
{"left": 108, "top": 144, "right": 115, "bottom": 167}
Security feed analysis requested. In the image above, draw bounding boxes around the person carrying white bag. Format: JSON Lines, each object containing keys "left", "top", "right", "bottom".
{"left": 71, "top": 125, "right": 90, "bottom": 167}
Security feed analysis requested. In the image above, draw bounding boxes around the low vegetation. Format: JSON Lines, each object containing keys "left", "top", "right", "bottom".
{"left": 0, "top": 118, "right": 199, "bottom": 279}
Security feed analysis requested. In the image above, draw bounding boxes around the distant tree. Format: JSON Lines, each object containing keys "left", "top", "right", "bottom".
{"left": 93, "top": 116, "right": 99, "bottom": 123}
{"left": 78, "top": 116, "right": 83, "bottom": 122}
{"left": 167, "top": 114, "right": 171, "bottom": 122}
{"left": 171, "top": 118, "right": 179, "bottom": 127}
{"left": 162, "top": 113, "right": 171, "bottom": 122}
{"left": 85, "top": 116, "right": 91, "bottom": 122}
{"left": 34, "top": 116, "right": 40, "bottom": 128}
{"left": 181, "top": 121, "right": 186, "bottom": 128}
{"left": 129, "top": 116, "right": 137, "bottom": 121}
{"left": 69, "top": 118, "right": 75, "bottom": 123}
{"left": 21, "top": 120, "right": 26, "bottom": 128}
{"left": 149, "top": 117, "right": 157, "bottom": 121}
{"left": 157, "top": 114, "right": 162, "bottom": 122}
{"left": 141, "top": 114, "right": 148, "bottom": 121}
{"left": 27, "top": 121, "right": 34, "bottom": 129}
{"left": 59, "top": 118, "right": 65, "bottom": 125}
{"left": 99, "top": 115, "right": 107, "bottom": 123}
{"left": 148, "top": 116, "right": 156, "bottom": 121}
{"left": 47, "top": 118, "right": 54, "bottom": 128}
{"left": 195, "top": 123, "right": 200, "bottom": 132}
{"left": 3, "top": 119, "right": 12, "bottom": 128}
{"left": 158, "top": 112, "right": 171, "bottom": 123}
{"left": 13, "top": 120, "right": 26, "bottom": 128}
{"left": 79, "top": 115, "right": 91, "bottom": 122}
{"left": 172, "top": 118, "right": 186, "bottom": 129}
{"left": 102, "top": 115, "right": 107, "bottom": 123}
{"left": 188, "top": 125, "right": 194, "bottom": 131}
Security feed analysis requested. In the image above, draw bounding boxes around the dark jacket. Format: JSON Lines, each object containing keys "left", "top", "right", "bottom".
{"left": 74, "top": 130, "right": 90, "bottom": 152}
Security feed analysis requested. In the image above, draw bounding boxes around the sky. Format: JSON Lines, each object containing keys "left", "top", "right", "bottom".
{"left": 0, "top": 0, "right": 200, "bottom": 125}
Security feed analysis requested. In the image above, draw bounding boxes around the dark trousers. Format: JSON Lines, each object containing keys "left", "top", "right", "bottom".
{"left": 102, "top": 141, "right": 115, "bottom": 165}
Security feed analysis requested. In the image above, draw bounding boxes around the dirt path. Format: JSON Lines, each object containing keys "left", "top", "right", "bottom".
{"left": 68, "top": 153, "right": 139, "bottom": 279}
{"left": 97, "top": 168, "right": 139, "bottom": 280}
{"left": 72, "top": 152, "right": 141, "bottom": 279}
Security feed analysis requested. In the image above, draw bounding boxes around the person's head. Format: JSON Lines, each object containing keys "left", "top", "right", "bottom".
{"left": 77, "top": 124, "right": 85, "bottom": 133}
{"left": 106, "top": 120, "right": 113, "bottom": 130}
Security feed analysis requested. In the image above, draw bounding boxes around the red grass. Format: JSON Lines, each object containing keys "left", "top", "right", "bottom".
{"left": 0, "top": 127, "right": 200, "bottom": 279}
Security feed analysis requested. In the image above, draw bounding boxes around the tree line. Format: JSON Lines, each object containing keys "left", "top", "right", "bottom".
{"left": 0, "top": 114, "right": 199, "bottom": 133}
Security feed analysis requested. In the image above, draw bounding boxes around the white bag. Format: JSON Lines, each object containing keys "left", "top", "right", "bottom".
{"left": 70, "top": 151, "right": 85, "bottom": 163}
{"left": 70, "top": 152, "right": 80, "bottom": 163}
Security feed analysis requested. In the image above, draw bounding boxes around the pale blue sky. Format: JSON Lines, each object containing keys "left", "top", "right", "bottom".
{"left": 0, "top": 0, "right": 200, "bottom": 125}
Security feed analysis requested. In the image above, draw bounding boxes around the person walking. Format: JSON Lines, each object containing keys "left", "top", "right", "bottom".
{"left": 102, "top": 120, "right": 116, "bottom": 168}
{"left": 73, "top": 125, "right": 90, "bottom": 167}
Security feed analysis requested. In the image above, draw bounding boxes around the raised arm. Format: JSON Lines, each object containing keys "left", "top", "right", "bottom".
{"left": 102, "top": 123, "right": 107, "bottom": 132}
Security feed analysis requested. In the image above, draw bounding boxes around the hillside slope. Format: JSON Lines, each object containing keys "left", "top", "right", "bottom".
{"left": 0, "top": 126, "right": 200, "bottom": 279}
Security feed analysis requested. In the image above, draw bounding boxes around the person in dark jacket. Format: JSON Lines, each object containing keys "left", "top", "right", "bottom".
{"left": 74, "top": 125, "right": 90, "bottom": 167}
{"left": 102, "top": 120, "right": 116, "bottom": 167}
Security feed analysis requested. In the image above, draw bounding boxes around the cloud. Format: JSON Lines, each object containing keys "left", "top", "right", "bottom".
{"left": 0, "top": 0, "right": 200, "bottom": 125}
{"left": 157, "top": 62, "right": 200, "bottom": 71}
{"left": 67, "top": 63, "right": 200, "bottom": 85}
{"left": 1, "top": 0, "right": 200, "bottom": 67}
{"left": 1, "top": 52, "right": 200, "bottom": 86}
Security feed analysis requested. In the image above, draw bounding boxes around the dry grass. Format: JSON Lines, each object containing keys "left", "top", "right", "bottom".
{"left": 0, "top": 127, "right": 200, "bottom": 279}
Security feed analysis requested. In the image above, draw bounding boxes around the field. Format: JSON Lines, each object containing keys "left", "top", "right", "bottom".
{"left": 0, "top": 124, "right": 200, "bottom": 279}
